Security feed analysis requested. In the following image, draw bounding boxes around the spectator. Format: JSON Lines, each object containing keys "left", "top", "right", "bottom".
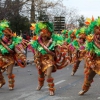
{"left": 23, "top": 32, "right": 27, "bottom": 40}
{"left": 26, "top": 35, "right": 31, "bottom": 41}
{"left": 22, "top": 32, "right": 27, "bottom": 56}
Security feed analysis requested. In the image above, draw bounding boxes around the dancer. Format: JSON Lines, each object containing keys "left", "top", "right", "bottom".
{"left": 66, "top": 29, "right": 77, "bottom": 63}
{"left": 69, "top": 27, "right": 87, "bottom": 76}
{"left": 0, "top": 20, "right": 28, "bottom": 90}
{"left": 70, "top": 17, "right": 95, "bottom": 76}
{"left": 61, "top": 30, "right": 68, "bottom": 39}
{"left": 30, "top": 21, "right": 70, "bottom": 96}
{"left": 79, "top": 17, "right": 100, "bottom": 95}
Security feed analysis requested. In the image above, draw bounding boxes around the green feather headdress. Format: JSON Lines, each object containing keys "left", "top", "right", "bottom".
{"left": 68, "top": 30, "right": 73, "bottom": 38}
{"left": 61, "top": 30, "right": 68, "bottom": 35}
{"left": 35, "top": 22, "right": 54, "bottom": 35}
{"left": 0, "top": 20, "right": 10, "bottom": 38}
{"left": 75, "top": 27, "right": 87, "bottom": 38}
{"left": 87, "top": 17, "right": 100, "bottom": 34}
{"left": 65, "top": 29, "right": 76, "bottom": 44}
{"left": 85, "top": 17, "right": 100, "bottom": 56}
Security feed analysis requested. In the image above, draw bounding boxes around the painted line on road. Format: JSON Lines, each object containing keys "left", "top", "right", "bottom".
{"left": 57, "top": 77, "right": 83, "bottom": 94}
{"left": 45, "top": 80, "right": 66, "bottom": 88}
{"left": 55, "top": 80, "right": 66, "bottom": 85}
{"left": 38, "top": 77, "right": 83, "bottom": 100}
{"left": 14, "top": 67, "right": 19, "bottom": 68}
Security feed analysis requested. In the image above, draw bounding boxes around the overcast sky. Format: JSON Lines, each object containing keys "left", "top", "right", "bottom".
{"left": 62, "top": 0, "right": 99, "bottom": 19}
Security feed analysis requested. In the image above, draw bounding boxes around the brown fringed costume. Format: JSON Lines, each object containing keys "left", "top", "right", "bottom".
{"left": 71, "top": 32, "right": 87, "bottom": 76}
{"left": 30, "top": 22, "right": 70, "bottom": 96}
{"left": 79, "top": 18, "right": 100, "bottom": 95}
{"left": 0, "top": 21, "right": 28, "bottom": 90}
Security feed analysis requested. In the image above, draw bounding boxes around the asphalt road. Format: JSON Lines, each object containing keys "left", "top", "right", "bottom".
{"left": 0, "top": 51, "right": 100, "bottom": 100}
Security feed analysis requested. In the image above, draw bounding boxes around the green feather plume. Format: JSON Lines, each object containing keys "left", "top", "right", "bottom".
{"left": 72, "top": 40, "right": 79, "bottom": 50}
{"left": 34, "top": 22, "right": 54, "bottom": 35}
{"left": 85, "top": 41, "right": 93, "bottom": 51}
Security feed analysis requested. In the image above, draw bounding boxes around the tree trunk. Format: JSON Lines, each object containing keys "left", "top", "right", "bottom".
{"left": 31, "top": 0, "right": 35, "bottom": 22}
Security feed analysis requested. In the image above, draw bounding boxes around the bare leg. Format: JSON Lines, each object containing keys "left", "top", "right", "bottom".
{"left": 7, "top": 64, "right": 15, "bottom": 90}
{"left": 79, "top": 68, "right": 96, "bottom": 95}
{"left": 36, "top": 69, "right": 45, "bottom": 90}
{"left": 71, "top": 60, "right": 80, "bottom": 76}
{"left": 46, "top": 67, "right": 55, "bottom": 96}
{"left": 7, "top": 64, "right": 13, "bottom": 76}
{"left": 0, "top": 70, "right": 5, "bottom": 88}
{"left": 46, "top": 67, "right": 53, "bottom": 78}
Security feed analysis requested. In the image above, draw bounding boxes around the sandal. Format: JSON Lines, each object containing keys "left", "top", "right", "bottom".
{"left": 36, "top": 85, "right": 43, "bottom": 91}
{"left": 71, "top": 72, "right": 75, "bottom": 76}
{"left": 9, "top": 87, "right": 14, "bottom": 90}
{"left": 78, "top": 90, "right": 87, "bottom": 95}
{"left": 49, "top": 90, "right": 55, "bottom": 96}
{"left": 0, "top": 82, "right": 5, "bottom": 88}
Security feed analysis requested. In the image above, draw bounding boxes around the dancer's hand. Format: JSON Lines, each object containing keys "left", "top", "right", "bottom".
{"left": 7, "top": 47, "right": 14, "bottom": 53}
{"left": 1, "top": 41, "right": 14, "bottom": 53}
{"left": 37, "top": 65, "right": 41, "bottom": 69}
{"left": 91, "top": 64, "right": 95, "bottom": 68}
{"left": 49, "top": 38, "right": 52, "bottom": 44}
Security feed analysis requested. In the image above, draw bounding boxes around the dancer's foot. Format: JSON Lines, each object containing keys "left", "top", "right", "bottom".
{"left": 71, "top": 72, "right": 75, "bottom": 76}
{"left": 0, "top": 82, "right": 5, "bottom": 88}
{"left": 9, "top": 87, "right": 14, "bottom": 90}
{"left": 49, "top": 91, "right": 55, "bottom": 96}
{"left": 36, "top": 85, "right": 43, "bottom": 91}
{"left": 78, "top": 90, "right": 86, "bottom": 95}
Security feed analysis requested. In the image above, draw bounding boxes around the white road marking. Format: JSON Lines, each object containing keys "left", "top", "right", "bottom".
{"left": 55, "top": 80, "right": 66, "bottom": 85}
{"left": 14, "top": 67, "right": 19, "bottom": 68}
{"left": 97, "top": 97, "right": 100, "bottom": 99}
{"left": 45, "top": 80, "right": 66, "bottom": 88}
{"left": 11, "top": 91, "right": 70, "bottom": 100}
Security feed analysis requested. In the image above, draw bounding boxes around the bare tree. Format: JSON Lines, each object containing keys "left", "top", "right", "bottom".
{"left": 46, "top": 4, "right": 79, "bottom": 29}
{"left": 0, "top": 0, "right": 80, "bottom": 30}
{"left": 0, "top": 0, "right": 30, "bottom": 20}
{"left": 21, "top": 0, "right": 64, "bottom": 22}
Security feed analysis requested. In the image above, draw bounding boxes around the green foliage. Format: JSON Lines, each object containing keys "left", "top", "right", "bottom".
{"left": 9, "top": 15, "right": 30, "bottom": 35}
{"left": 77, "top": 15, "right": 85, "bottom": 27}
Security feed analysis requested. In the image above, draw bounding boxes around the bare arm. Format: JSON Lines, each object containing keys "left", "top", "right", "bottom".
{"left": 46, "top": 38, "right": 52, "bottom": 47}
{"left": 39, "top": 41, "right": 55, "bottom": 56}
{"left": 1, "top": 41, "right": 14, "bottom": 53}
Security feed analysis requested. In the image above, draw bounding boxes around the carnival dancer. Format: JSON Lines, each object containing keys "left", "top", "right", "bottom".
{"left": 0, "top": 20, "right": 28, "bottom": 90}
{"left": 64, "top": 29, "right": 77, "bottom": 64}
{"left": 61, "top": 30, "right": 68, "bottom": 39}
{"left": 78, "top": 17, "right": 100, "bottom": 95}
{"left": 30, "top": 21, "right": 70, "bottom": 96}
{"left": 57, "top": 30, "right": 69, "bottom": 55}
{"left": 61, "top": 30, "right": 69, "bottom": 45}
{"left": 69, "top": 17, "right": 95, "bottom": 76}
{"left": 69, "top": 27, "right": 87, "bottom": 76}
{"left": 66, "top": 29, "right": 76, "bottom": 44}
